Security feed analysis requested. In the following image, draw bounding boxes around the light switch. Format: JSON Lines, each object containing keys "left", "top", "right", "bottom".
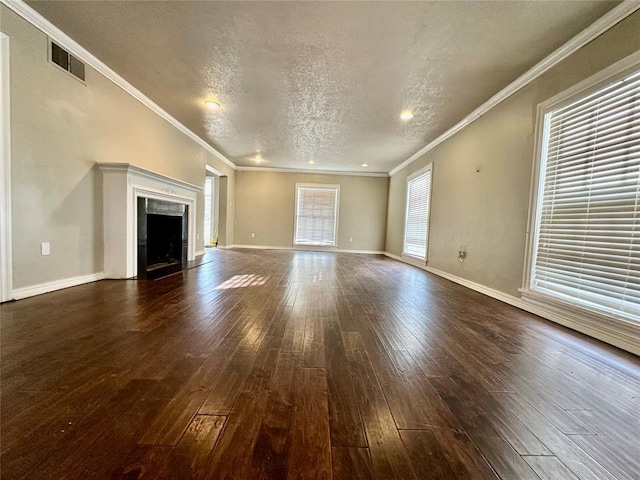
{"left": 41, "top": 242, "right": 50, "bottom": 256}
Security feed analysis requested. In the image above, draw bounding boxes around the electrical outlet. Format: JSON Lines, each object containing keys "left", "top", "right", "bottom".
{"left": 251, "top": 233, "right": 255, "bottom": 238}
{"left": 197, "top": 233, "right": 200, "bottom": 240}
{"left": 41, "top": 242, "right": 50, "bottom": 256}
{"left": 349, "top": 237, "right": 353, "bottom": 242}
{"left": 458, "top": 250, "right": 466, "bottom": 262}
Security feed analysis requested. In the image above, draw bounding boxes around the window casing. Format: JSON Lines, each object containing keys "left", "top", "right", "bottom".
{"left": 525, "top": 60, "right": 640, "bottom": 324}
{"left": 294, "top": 184, "right": 339, "bottom": 247}
{"left": 403, "top": 164, "right": 433, "bottom": 261}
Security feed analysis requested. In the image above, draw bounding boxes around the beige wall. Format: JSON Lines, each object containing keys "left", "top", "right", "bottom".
{"left": 1, "top": 7, "right": 234, "bottom": 289}
{"left": 386, "top": 11, "right": 640, "bottom": 296}
{"left": 235, "top": 171, "right": 388, "bottom": 252}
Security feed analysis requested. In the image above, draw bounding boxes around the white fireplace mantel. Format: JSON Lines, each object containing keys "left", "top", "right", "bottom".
{"left": 99, "top": 163, "right": 201, "bottom": 278}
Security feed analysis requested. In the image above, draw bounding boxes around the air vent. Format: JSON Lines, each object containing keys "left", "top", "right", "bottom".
{"left": 50, "top": 41, "right": 85, "bottom": 82}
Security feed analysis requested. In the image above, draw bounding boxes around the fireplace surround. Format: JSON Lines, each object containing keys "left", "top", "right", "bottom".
{"left": 99, "top": 163, "right": 200, "bottom": 279}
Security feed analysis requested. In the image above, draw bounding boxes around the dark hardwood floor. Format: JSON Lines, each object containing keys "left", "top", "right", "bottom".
{"left": 1, "top": 249, "right": 639, "bottom": 480}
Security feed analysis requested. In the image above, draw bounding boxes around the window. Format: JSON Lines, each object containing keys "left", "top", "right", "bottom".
{"left": 527, "top": 64, "right": 640, "bottom": 323}
{"left": 294, "top": 184, "right": 339, "bottom": 246}
{"left": 403, "top": 164, "right": 432, "bottom": 260}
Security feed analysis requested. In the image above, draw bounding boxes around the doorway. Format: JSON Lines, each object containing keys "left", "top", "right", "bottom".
{"left": 204, "top": 169, "right": 220, "bottom": 248}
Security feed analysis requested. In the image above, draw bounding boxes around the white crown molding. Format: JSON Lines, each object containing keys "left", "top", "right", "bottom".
{"left": 388, "top": 0, "right": 640, "bottom": 176}
{"left": 12, "top": 272, "right": 105, "bottom": 300}
{"left": 0, "top": 0, "right": 237, "bottom": 171}
{"left": 383, "top": 252, "right": 640, "bottom": 355}
{"left": 205, "top": 164, "right": 225, "bottom": 177}
{"left": 237, "top": 165, "right": 389, "bottom": 178}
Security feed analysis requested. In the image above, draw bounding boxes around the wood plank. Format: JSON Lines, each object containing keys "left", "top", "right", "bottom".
{"left": 111, "top": 446, "right": 172, "bottom": 480}
{"left": 139, "top": 337, "right": 242, "bottom": 445}
{"left": 331, "top": 447, "right": 374, "bottom": 480}
{"left": 400, "top": 429, "right": 460, "bottom": 480}
{"left": 287, "top": 368, "right": 333, "bottom": 480}
{"left": 302, "top": 313, "right": 326, "bottom": 368}
{"left": 324, "top": 315, "right": 368, "bottom": 447}
{"left": 203, "top": 393, "right": 269, "bottom": 480}
{"left": 342, "top": 332, "right": 418, "bottom": 479}
{"left": 428, "top": 376, "right": 536, "bottom": 480}
{"left": 160, "top": 415, "right": 226, "bottom": 480}
{"left": 248, "top": 352, "right": 299, "bottom": 479}
{"left": 493, "top": 392, "right": 618, "bottom": 480}
{"left": 524, "top": 456, "right": 580, "bottom": 480}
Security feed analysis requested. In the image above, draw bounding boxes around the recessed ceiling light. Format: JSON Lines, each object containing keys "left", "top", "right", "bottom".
{"left": 400, "top": 110, "right": 414, "bottom": 121}
{"left": 254, "top": 154, "right": 264, "bottom": 163}
{"left": 308, "top": 160, "right": 315, "bottom": 165}
{"left": 205, "top": 100, "right": 221, "bottom": 110}
{"left": 361, "top": 163, "right": 369, "bottom": 167}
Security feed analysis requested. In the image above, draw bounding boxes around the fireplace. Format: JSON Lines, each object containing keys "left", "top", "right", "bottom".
{"left": 137, "top": 198, "right": 188, "bottom": 279}
{"left": 99, "top": 163, "right": 200, "bottom": 279}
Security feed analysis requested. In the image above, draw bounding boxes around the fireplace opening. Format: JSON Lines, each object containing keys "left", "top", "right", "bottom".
{"left": 137, "top": 198, "right": 188, "bottom": 279}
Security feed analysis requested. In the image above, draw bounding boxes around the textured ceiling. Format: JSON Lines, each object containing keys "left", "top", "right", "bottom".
{"left": 28, "top": 1, "right": 618, "bottom": 173}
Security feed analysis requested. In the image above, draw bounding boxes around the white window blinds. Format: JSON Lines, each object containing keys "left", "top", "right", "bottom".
{"left": 294, "top": 184, "right": 339, "bottom": 246}
{"left": 403, "top": 165, "right": 432, "bottom": 259}
{"left": 532, "top": 68, "right": 640, "bottom": 322}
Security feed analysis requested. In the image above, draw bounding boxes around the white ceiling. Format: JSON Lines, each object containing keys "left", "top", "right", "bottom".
{"left": 28, "top": 1, "right": 619, "bottom": 173}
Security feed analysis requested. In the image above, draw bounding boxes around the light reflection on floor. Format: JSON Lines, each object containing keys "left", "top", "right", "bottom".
{"left": 215, "top": 274, "right": 268, "bottom": 290}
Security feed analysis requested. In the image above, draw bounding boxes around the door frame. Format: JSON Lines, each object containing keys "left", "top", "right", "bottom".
{"left": 0, "top": 32, "right": 13, "bottom": 302}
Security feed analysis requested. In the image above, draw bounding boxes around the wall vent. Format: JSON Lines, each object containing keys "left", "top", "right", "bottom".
{"left": 50, "top": 41, "right": 85, "bottom": 82}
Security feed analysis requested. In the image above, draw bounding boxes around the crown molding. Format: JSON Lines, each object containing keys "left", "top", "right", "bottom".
{"left": 236, "top": 165, "right": 388, "bottom": 178}
{"left": 388, "top": 0, "right": 640, "bottom": 176}
{"left": 0, "top": 0, "right": 237, "bottom": 171}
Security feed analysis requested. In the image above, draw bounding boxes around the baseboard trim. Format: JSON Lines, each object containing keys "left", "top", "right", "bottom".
{"left": 384, "top": 252, "right": 640, "bottom": 356}
{"left": 231, "top": 244, "right": 384, "bottom": 255}
{"left": 12, "top": 272, "right": 106, "bottom": 300}
{"left": 335, "top": 248, "right": 385, "bottom": 255}
{"left": 195, "top": 250, "right": 205, "bottom": 257}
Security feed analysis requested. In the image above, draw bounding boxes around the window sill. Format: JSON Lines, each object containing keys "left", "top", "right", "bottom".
{"left": 519, "top": 288, "right": 640, "bottom": 353}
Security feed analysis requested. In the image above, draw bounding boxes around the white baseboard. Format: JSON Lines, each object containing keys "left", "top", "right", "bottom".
{"left": 336, "top": 248, "right": 385, "bottom": 255}
{"left": 384, "top": 252, "right": 640, "bottom": 356}
{"left": 12, "top": 272, "right": 106, "bottom": 300}
{"left": 231, "top": 244, "right": 384, "bottom": 255}
{"left": 232, "top": 244, "right": 289, "bottom": 251}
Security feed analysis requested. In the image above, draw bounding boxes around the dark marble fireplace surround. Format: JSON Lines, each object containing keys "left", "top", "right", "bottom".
{"left": 137, "top": 198, "right": 188, "bottom": 279}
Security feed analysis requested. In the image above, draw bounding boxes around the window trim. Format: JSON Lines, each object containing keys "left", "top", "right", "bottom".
{"left": 402, "top": 163, "right": 433, "bottom": 262}
{"left": 521, "top": 51, "right": 640, "bottom": 328}
{"left": 293, "top": 183, "right": 340, "bottom": 248}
